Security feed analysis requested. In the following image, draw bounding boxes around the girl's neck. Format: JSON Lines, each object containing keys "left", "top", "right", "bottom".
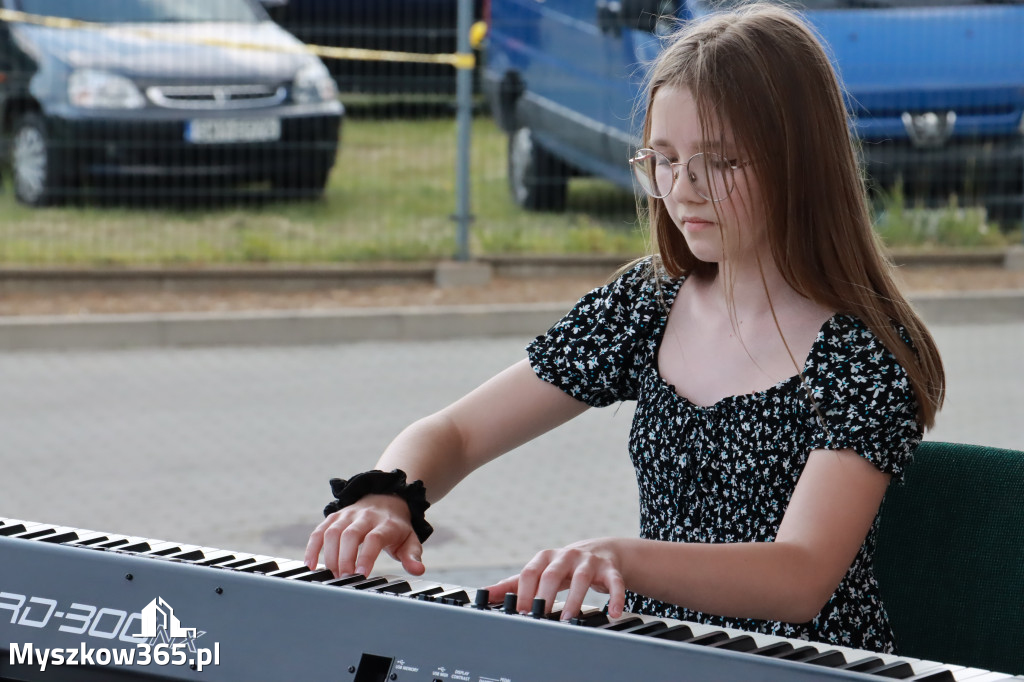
{"left": 704, "top": 258, "right": 803, "bottom": 320}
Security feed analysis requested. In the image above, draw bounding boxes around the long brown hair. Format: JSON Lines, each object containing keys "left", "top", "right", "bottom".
{"left": 639, "top": 4, "right": 944, "bottom": 428}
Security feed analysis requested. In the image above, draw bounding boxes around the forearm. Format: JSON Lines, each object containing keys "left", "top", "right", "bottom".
{"left": 615, "top": 538, "right": 836, "bottom": 623}
{"left": 374, "top": 411, "right": 475, "bottom": 503}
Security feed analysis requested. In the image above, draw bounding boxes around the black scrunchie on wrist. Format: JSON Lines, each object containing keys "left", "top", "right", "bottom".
{"left": 322, "top": 469, "right": 434, "bottom": 543}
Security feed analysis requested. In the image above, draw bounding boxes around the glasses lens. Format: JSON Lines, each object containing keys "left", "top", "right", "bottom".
{"left": 633, "top": 149, "right": 676, "bottom": 198}
{"left": 631, "top": 149, "right": 664, "bottom": 198}
{"left": 688, "top": 153, "right": 736, "bottom": 202}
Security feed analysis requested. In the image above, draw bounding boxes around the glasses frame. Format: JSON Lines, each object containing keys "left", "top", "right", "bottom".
{"left": 629, "top": 147, "right": 752, "bottom": 203}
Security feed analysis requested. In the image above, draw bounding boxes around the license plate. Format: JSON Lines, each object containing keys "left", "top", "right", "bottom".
{"left": 185, "top": 118, "right": 281, "bottom": 144}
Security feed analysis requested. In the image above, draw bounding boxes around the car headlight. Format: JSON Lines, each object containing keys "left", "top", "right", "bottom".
{"left": 292, "top": 62, "right": 337, "bottom": 104}
{"left": 68, "top": 69, "right": 145, "bottom": 109}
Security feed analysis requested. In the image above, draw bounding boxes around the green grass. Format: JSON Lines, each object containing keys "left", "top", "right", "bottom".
{"left": 873, "top": 180, "right": 1019, "bottom": 250}
{"left": 0, "top": 116, "right": 645, "bottom": 266}
{"left": 0, "top": 115, "right": 1017, "bottom": 266}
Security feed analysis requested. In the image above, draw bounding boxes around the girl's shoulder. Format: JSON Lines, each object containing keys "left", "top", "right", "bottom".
{"left": 603, "top": 257, "right": 684, "bottom": 310}
{"left": 809, "top": 313, "right": 914, "bottom": 383}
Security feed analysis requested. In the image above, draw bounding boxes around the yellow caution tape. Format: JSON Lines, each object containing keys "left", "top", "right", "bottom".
{"left": 0, "top": 8, "right": 476, "bottom": 70}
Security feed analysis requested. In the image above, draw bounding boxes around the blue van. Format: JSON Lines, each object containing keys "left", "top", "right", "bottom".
{"left": 482, "top": 0, "right": 1024, "bottom": 224}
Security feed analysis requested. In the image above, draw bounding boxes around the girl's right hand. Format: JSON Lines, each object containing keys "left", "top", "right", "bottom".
{"left": 304, "top": 493, "right": 425, "bottom": 578}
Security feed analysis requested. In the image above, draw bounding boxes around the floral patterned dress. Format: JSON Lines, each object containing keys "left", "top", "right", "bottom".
{"left": 526, "top": 260, "right": 921, "bottom": 653}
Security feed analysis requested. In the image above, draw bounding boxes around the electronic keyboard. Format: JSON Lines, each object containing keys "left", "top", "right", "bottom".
{"left": 1, "top": 518, "right": 1021, "bottom": 682}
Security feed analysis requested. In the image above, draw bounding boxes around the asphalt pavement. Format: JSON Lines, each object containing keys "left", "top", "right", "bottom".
{"left": 1, "top": 322, "right": 1021, "bottom": 593}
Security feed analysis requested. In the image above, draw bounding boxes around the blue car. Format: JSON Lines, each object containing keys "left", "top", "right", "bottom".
{"left": 482, "top": 0, "right": 1024, "bottom": 224}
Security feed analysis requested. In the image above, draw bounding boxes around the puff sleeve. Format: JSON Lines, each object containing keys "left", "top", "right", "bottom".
{"left": 805, "top": 316, "right": 922, "bottom": 481}
{"left": 526, "top": 260, "right": 668, "bottom": 408}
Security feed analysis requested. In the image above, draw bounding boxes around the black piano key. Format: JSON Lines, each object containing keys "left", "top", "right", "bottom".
{"left": 39, "top": 531, "right": 79, "bottom": 544}
{"left": 146, "top": 546, "right": 184, "bottom": 557}
{"left": 197, "top": 553, "right": 237, "bottom": 566}
{"left": 779, "top": 646, "right": 821, "bottom": 661}
{"left": 839, "top": 657, "right": 886, "bottom": 673}
{"left": 751, "top": 642, "right": 794, "bottom": 656}
{"left": 805, "top": 650, "right": 848, "bottom": 667}
{"left": 686, "top": 631, "right": 731, "bottom": 646}
{"left": 708, "top": 635, "right": 759, "bottom": 652}
{"left": 289, "top": 569, "right": 336, "bottom": 582}
{"left": 438, "top": 590, "right": 470, "bottom": 606}
{"left": 96, "top": 538, "right": 131, "bottom": 549}
{"left": 621, "top": 621, "right": 669, "bottom": 636}
{"left": 221, "top": 557, "right": 258, "bottom": 569}
{"left": 120, "top": 542, "right": 153, "bottom": 553}
{"left": 70, "top": 534, "right": 111, "bottom": 546}
{"left": 867, "top": 661, "right": 916, "bottom": 679}
{"left": 0, "top": 523, "right": 28, "bottom": 536}
{"left": 372, "top": 580, "right": 412, "bottom": 594}
{"left": 570, "top": 611, "right": 610, "bottom": 627}
{"left": 599, "top": 617, "right": 645, "bottom": 631}
{"left": 166, "top": 549, "right": 206, "bottom": 562}
{"left": 347, "top": 577, "right": 389, "bottom": 590}
{"left": 906, "top": 670, "right": 957, "bottom": 682}
{"left": 652, "top": 624, "right": 696, "bottom": 641}
{"left": 264, "top": 566, "right": 313, "bottom": 579}
{"left": 15, "top": 528, "right": 57, "bottom": 540}
{"left": 406, "top": 585, "right": 445, "bottom": 598}
{"left": 238, "top": 560, "right": 280, "bottom": 574}
{"left": 323, "top": 574, "right": 368, "bottom": 587}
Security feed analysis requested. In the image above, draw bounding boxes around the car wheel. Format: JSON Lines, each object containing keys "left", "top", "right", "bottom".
{"left": 12, "top": 113, "right": 65, "bottom": 207}
{"left": 508, "top": 127, "right": 568, "bottom": 211}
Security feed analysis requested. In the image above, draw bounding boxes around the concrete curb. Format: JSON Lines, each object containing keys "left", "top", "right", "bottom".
{"left": 0, "top": 303, "right": 570, "bottom": 351}
{"left": 0, "top": 249, "right": 1013, "bottom": 294}
{"left": 0, "top": 292, "right": 1021, "bottom": 351}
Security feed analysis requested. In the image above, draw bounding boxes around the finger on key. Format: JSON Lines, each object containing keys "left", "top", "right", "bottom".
{"left": 334, "top": 519, "right": 373, "bottom": 577}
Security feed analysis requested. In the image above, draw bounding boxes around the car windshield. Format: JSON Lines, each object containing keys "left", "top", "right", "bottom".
{"left": 15, "top": 0, "right": 263, "bottom": 23}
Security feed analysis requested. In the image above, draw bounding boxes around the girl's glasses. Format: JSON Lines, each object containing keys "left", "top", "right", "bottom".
{"left": 629, "top": 147, "right": 750, "bottom": 202}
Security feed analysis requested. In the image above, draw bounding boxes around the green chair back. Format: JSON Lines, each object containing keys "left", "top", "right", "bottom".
{"left": 874, "top": 441, "right": 1024, "bottom": 675}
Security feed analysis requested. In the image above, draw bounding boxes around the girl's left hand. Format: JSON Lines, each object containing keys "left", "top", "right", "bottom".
{"left": 483, "top": 538, "right": 626, "bottom": 620}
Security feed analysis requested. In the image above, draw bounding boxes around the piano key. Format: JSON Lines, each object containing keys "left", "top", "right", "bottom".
{"left": 750, "top": 642, "right": 796, "bottom": 656}
{"left": 653, "top": 624, "right": 697, "bottom": 641}
{"left": 779, "top": 646, "right": 822, "bottom": 661}
{"left": 403, "top": 577, "right": 444, "bottom": 593}
{"left": 96, "top": 538, "right": 132, "bottom": 549}
{"left": 0, "top": 523, "right": 27, "bottom": 536}
{"left": 286, "top": 568, "right": 336, "bottom": 582}
{"left": 907, "top": 670, "right": 957, "bottom": 682}
{"left": 708, "top": 635, "right": 760, "bottom": 652}
{"left": 37, "top": 529, "right": 80, "bottom": 544}
{"left": 841, "top": 656, "right": 887, "bottom": 672}
{"left": 620, "top": 620, "right": 669, "bottom": 636}
{"left": 265, "top": 563, "right": 316, "bottom": 579}
{"left": 119, "top": 541, "right": 153, "bottom": 553}
{"left": 371, "top": 579, "right": 412, "bottom": 594}
{"left": 68, "top": 532, "right": 112, "bottom": 546}
{"left": 196, "top": 552, "right": 238, "bottom": 566}
{"left": 347, "top": 576, "right": 390, "bottom": 590}
{"left": 437, "top": 589, "right": 471, "bottom": 606}
{"left": 805, "top": 650, "right": 848, "bottom": 667}
{"left": 865, "top": 661, "right": 916, "bottom": 678}
{"left": 570, "top": 611, "right": 610, "bottom": 627}
{"left": 323, "top": 574, "right": 369, "bottom": 587}
{"left": 221, "top": 557, "right": 259, "bottom": 569}
{"left": 599, "top": 616, "right": 645, "bottom": 631}
{"left": 237, "top": 560, "right": 281, "bottom": 574}
{"left": 13, "top": 527, "right": 57, "bottom": 540}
